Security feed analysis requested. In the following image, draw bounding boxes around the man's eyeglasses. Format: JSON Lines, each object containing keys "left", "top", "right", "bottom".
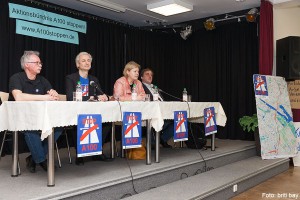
{"left": 27, "top": 61, "right": 43, "bottom": 65}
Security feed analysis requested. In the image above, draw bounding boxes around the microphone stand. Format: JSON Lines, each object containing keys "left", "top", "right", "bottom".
{"left": 93, "top": 86, "right": 98, "bottom": 101}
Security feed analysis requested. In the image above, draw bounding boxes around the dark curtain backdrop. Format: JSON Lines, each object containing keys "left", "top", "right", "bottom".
{"left": 0, "top": 0, "right": 259, "bottom": 140}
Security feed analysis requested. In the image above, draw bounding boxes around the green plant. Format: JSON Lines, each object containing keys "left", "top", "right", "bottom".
{"left": 239, "top": 114, "right": 258, "bottom": 132}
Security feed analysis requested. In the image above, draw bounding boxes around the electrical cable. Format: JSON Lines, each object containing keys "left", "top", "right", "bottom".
{"left": 115, "top": 100, "right": 139, "bottom": 196}
{"left": 158, "top": 89, "right": 183, "bottom": 102}
{"left": 156, "top": 89, "right": 211, "bottom": 176}
{"left": 184, "top": 100, "right": 212, "bottom": 175}
{"left": 180, "top": 172, "right": 189, "bottom": 179}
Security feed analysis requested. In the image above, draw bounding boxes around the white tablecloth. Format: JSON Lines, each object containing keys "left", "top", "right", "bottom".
{"left": 158, "top": 102, "right": 227, "bottom": 126}
{"left": 0, "top": 101, "right": 227, "bottom": 140}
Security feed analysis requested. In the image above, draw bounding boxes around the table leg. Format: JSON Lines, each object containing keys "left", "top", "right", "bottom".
{"left": 155, "top": 131, "right": 160, "bottom": 163}
{"left": 11, "top": 131, "right": 18, "bottom": 177}
{"left": 211, "top": 133, "right": 215, "bottom": 151}
{"left": 47, "top": 128, "right": 55, "bottom": 187}
{"left": 121, "top": 124, "right": 125, "bottom": 158}
{"left": 146, "top": 120, "right": 151, "bottom": 165}
{"left": 111, "top": 122, "right": 115, "bottom": 159}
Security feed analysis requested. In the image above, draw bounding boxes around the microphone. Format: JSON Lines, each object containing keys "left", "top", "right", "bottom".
{"left": 157, "top": 87, "right": 183, "bottom": 101}
{"left": 90, "top": 81, "right": 104, "bottom": 95}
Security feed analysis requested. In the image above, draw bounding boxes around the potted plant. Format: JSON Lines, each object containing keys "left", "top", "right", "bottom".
{"left": 239, "top": 114, "right": 261, "bottom": 156}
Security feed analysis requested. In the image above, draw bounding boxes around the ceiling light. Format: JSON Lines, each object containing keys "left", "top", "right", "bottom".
{"left": 147, "top": 0, "right": 193, "bottom": 16}
{"left": 204, "top": 18, "right": 215, "bottom": 31}
{"left": 78, "top": 0, "right": 126, "bottom": 13}
{"left": 180, "top": 25, "right": 192, "bottom": 40}
{"left": 246, "top": 8, "right": 258, "bottom": 22}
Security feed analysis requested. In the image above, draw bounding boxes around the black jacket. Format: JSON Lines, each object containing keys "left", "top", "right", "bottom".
{"left": 142, "top": 83, "right": 164, "bottom": 101}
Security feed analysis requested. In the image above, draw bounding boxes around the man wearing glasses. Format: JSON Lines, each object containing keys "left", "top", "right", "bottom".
{"left": 8, "top": 51, "right": 62, "bottom": 173}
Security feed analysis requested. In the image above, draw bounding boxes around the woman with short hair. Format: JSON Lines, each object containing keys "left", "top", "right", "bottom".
{"left": 113, "top": 61, "right": 145, "bottom": 101}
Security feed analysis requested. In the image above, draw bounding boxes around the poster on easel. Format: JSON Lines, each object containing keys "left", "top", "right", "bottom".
{"left": 253, "top": 74, "right": 298, "bottom": 159}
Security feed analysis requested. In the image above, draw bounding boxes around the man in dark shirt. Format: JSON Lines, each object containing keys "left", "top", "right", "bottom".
{"left": 141, "top": 68, "right": 173, "bottom": 148}
{"left": 9, "top": 51, "right": 62, "bottom": 173}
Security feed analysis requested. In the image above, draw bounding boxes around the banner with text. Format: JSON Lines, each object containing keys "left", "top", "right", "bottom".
{"left": 204, "top": 107, "right": 217, "bottom": 136}
{"left": 174, "top": 111, "right": 188, "bottom": 142}
{"left": 16, "top": 19, "right": 79, "bottom": 44}
{"left": 9, "top": 3, "right": 86, "bottom": 33}
{"left": 77, "top": 114, "right": 102, "bottom": 157}
{"left": 122, "top": 112, "right": 142, "bottom": 149}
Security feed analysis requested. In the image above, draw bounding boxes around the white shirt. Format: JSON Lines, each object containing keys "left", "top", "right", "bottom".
{"left": 143, "top": 83, "right": 163, "bottom": 101}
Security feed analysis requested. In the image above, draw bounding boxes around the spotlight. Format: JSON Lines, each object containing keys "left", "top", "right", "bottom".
{"left": 180, "top": 25, "right": 192, "bottom": 40}
{"left": 204, "top": 18, "right": 215, "bottom": 31}
{"left": 246, "top": 8, "right": 258, "bottom": 22}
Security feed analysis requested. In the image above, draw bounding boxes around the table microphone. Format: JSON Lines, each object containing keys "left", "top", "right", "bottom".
{"left": 90, "top": 81, "right": 104, "bottom": 95}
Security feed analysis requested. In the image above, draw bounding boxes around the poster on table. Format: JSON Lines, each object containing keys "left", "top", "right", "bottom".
{"left": 253, "top": 74, "right": 298, "bottom": 159}
{"left": 77, "top": 114, "right": 102, "bottom": 157}
{"left": 122, "top": 112, "right": 142, "bottom": 149}
{"left": 204, "top": 107, "right": 217, "bottom": 136}
{"left": 174, "top": 111, "right": 188, "bottom": 142}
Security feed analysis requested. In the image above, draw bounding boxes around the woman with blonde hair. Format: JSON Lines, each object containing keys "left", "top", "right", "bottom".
{"left": 113, "top": 61, "right": 145, "bottom": 101}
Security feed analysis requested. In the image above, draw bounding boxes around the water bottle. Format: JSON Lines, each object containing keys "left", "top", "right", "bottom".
{"left": 131, "top": 84, "right": 137, "bottom": 101}
{"left": 182, "top": 88, "right": 188, "bottom": 102}
{"left": 75, "top": 81, "right": 82, "bottom": 101}
{"left": 153, "top": 86, "right": 159, "bottom": 101}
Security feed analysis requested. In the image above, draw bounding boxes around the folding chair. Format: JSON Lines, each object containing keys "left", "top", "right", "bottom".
{"left": 57, "top": 94, "right": 72, "bottom": 166}
{"left": 0, "top": 92, "right": 21, "bottom": 175}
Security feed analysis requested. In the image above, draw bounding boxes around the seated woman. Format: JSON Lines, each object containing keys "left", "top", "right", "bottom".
{"left": 113, "top": 61, "right": 145, "bottom": 101}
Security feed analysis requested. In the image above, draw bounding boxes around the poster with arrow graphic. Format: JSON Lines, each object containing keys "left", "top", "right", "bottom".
{"left": 204, "top": 107, "right": 217, "bottom": 136}
{"left": 174, "top": 111, "right": 188, "bottom": 142}
{"left": 77, "top": 114, "right": 102, "bottom": 157}
{"left": 122, "top": 112, "right": 142, "bottom": 149}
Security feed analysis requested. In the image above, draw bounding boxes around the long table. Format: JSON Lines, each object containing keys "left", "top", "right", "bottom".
{"left": 0, "top": 101, "right": 226, "bottom": 186}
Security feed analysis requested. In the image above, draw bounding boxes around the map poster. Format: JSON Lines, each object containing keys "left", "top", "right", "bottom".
{"left": 253, "top": 74, "right": 298, "bottom": 159}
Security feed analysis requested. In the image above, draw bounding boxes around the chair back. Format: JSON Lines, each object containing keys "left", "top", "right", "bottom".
{"left": 0, "top": 92, "right": 9, "bottom": 102}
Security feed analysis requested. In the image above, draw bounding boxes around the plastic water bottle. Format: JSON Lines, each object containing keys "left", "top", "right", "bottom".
{"left": 182, "top": 88, "right": 188, "bottom": 102}
{"left": 131, "top": 84, "right": 137, "bottom": 101}
{"left": 75, "top": 81, "right": 82, "bottom": 101}
{"left": 153, "top": 86, "right": 159, "bottom": 101}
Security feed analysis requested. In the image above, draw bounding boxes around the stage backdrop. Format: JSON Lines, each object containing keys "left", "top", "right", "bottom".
{"left": 0, "top": 0, "right": 259, "bottom": 140}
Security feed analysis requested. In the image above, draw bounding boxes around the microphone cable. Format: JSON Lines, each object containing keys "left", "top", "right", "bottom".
{"left": 158, "top": 88, "right": 183, "bottom": 101}
{"left": 154, "top": 87, "right": 211, "bottom": 175}
{"left": 115, "top": 99, "right": 139, "bottom": 197}
{"left": 185, "top": 99, "right": 212, "bottom": 175}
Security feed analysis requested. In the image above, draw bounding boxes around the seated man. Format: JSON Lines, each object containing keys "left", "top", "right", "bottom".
{"left": 66, "top": 52, "right": 112, "bottom": 165}
{"left": 9, "top": 51, "right": 62, "bottom": 173}
{"left": 141, "top": 68, "right": 173, "bottom": 148}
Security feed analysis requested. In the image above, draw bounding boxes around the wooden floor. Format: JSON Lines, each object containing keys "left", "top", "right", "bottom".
{"left": 232, "top": 163, "right": 300, "bottom": 200}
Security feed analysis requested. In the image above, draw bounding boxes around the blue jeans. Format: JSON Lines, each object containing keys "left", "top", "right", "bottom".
{"left": 161, "top": 120, "right": 174, "bottom": 142}
{"left": 24, "top": 127, "right": 62, "bottom": 164}
{"left": 152, "top": 120, "right": 174, "bottom": 143}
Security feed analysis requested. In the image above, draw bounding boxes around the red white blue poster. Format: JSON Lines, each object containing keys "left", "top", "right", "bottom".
{"left": 77, "top": 114, "right": 102, "bottom": 157}
{"left": 122, "top": 112, "right": 142, "bottom": 149}
{"left": 204, "top": 107, "right": 217, "bottom": 136}
{"left": 174, "top": 111, "right": 188, "bottom": 142}
{"left": 253, "top": 74, "right": 268, "bottom": 96}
